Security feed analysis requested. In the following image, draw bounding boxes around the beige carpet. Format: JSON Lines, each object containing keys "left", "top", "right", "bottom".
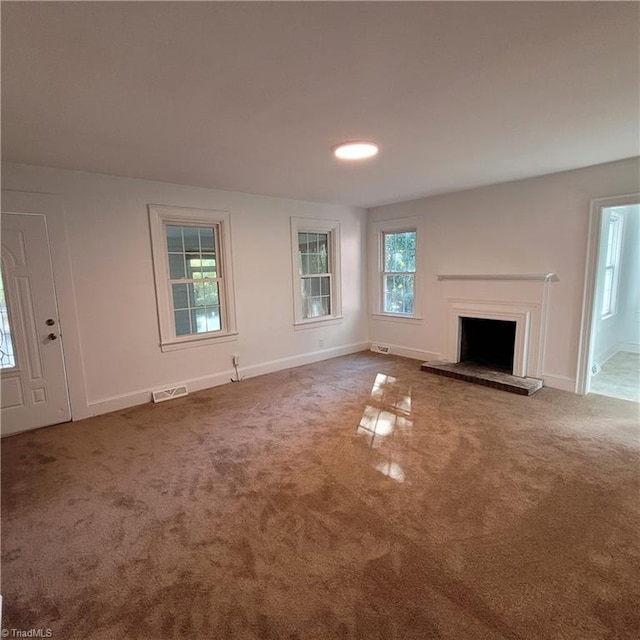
{"left": 2, "top": 352, "right": 639, "bottom": 639}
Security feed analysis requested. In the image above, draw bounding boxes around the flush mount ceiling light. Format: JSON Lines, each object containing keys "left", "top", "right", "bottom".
{"left": 332, "top": 141, "right": 379, "bottom": 160}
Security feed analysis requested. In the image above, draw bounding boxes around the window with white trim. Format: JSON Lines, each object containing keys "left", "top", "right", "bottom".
{"left": 149, "top": 205, "right": 237, "bottom": 351}
{"left": 601, "top": 209, "right": 624, "bottom": 318}
{"left": 370, "top": 216, "right": 423, "bottom": 320}
{"left": 290, "top": 218, "right": 342, "bottom": 326}
{"left": 383, "top": 230, "right": 416, "bottom": 315}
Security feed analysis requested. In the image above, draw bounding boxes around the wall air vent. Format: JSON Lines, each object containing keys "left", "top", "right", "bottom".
{"left": 371, "top": 344, "right": 391, "bottom": 354}
{"left": 152, "top": 385, "right": 188, "bottom": 403}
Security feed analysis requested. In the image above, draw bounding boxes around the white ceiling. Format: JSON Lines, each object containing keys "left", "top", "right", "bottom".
{"left": 2, "top": 2, "right": 639, "bottom": 208}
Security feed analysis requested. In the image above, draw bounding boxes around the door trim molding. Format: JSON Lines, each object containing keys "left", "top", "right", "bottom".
{"left": 2, "top": 190, "right": 88, "bottom": 420}
{"left": 576, "top": 192, "right": 640, "bottom": 395}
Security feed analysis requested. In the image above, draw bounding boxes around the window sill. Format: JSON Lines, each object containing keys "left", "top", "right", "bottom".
{"left": 160, "top": 331, "right": 239, "bottom": 352}
{"left": 294, "top": 316, "right": 343, "bottom": 330}
{"left": 371, "top": 312, "right": 423, "bottom": 325}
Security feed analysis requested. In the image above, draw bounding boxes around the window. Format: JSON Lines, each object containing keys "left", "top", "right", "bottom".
{"left": 299, "top": 231, "right": 331, "bottom": 319}
{"left": 383, "top": 230, "right": 416, "bottom": 315}
{"left": 290, "top": 218, "right": 341, "bottom": 326}
{"left": 166, "top": 225, "right": 221, "bottom": 335}
{"left": 601, "top": 209, "right": 624, "bottom": 318}
{"left": 369, "top": 216, "right": 423, "bottom": 320}
{"left": 149, "top": 205, "right": 237, "bottom": 351}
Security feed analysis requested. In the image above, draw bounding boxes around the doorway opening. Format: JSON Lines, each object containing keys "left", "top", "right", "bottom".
{"left": 583, "top": 200, "right": 640, "bottom": 402}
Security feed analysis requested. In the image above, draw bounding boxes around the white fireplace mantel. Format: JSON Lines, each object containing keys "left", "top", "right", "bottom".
{"left": 437, "top": 273, "right": 559, "bottom": 282}
{"left": 439, "top": 273, "right": 558, "bottom": 378}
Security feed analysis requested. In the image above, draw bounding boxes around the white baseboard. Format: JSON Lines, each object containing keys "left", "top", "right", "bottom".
{"left": 541, "top": 373, "right": 576, "bottom": 393}
{"left": 617, "top": 342, "right": 640, "bottom": 354}
{"left": 594, "top": 345, "right": 618, "bottom": 368}
{"left": 240, "top": 341, "right": 369, "bottom": 379}
{"left": 369, "top": 342, "right": 440, "bottom": 362}
{"left": 84, "top": 341, "right": 369, "bottom": 417}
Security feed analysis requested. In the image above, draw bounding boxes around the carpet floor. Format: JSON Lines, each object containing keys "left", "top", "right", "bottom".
{"left": 1, "top": 352, "right": 639, "bottom": 639}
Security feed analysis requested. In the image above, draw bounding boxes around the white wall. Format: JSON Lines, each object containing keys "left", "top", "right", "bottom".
{"left": 1, "top": 163, "right": 368, "bottom": 419}
{"left": 367, "top": 157, "right": 640, "bottom": 391}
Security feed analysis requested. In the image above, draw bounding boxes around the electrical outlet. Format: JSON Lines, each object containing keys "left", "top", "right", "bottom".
{"left": 232, "top": 354, "right": 240, "bottom": 366}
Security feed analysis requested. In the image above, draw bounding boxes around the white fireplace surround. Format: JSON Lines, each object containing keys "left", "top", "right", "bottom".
{"left": 438, "top": 274, "right": 559, "bottom": 379}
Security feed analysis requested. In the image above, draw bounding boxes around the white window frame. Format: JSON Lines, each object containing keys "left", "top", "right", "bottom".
{"left": 290, "top": 217, "right": 342, "bottom": 328}
{"left": 370, "top": 216, "right": 424, "bottom": 322}
{"left": 148, "top": 204, "right": 238, "bottom": 352}
{"left": 600, "top": 208, "right": 625, "bottom": 319}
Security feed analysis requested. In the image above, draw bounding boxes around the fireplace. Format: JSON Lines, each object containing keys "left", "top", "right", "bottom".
{"left": 459, "top": 317, "right": 516, "bottom": 373}
{"left": 437, "top": 273, "right": 559, "bottom": 379}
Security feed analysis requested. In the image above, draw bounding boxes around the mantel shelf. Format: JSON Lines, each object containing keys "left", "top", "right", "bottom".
{"left": 437, "top": 273, "right": 559, "bottom": 282}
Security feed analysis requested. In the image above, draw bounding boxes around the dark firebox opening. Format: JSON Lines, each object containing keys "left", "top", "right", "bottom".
{"left": 460, "top": 317, "right": 516, "bottom": 373}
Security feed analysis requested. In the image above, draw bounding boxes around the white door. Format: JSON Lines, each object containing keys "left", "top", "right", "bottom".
{"left": 1, "top": 212, "right": 70, "bottom": 435}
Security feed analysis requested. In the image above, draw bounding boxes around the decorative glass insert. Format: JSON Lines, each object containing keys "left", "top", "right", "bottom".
{"left": 165, "top": 225, "right": 221, "bottom": 335}
{"left": 0, "top": 268, "right": 16, "bottom": 369}
{"left": 298, "top": 232, "right": 331, "bottom": 319}
{"left": 383, "top": 231, "right": 416, "bottom": 315}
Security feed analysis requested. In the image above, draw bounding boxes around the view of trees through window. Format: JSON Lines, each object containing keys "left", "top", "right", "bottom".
{"left": 383, "top": 231, "right": 416, "bottom": 315}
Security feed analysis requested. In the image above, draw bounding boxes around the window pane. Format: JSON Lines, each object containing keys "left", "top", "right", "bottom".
{"left": 602, "top": 268, "right": 614, "bottom": 315}
{"left": 299, "top": 253, "right": 308, "bottom": 275}
{"left": 317, "top": 248, "right": 329, "bottom": 273}
{"left": 321, "top": 295, "right": 331, "bottom": 316}
{"left": 199, "top": 227, "right": 215, "bottom": 251}
{"left": 202, "top": 281, "right": 219, "bottom": 306}
{"left": 403, "top": 275, "right": 415, "bottom": 314}
{"left": 168, "top": 254, "right": 186, "bottom": 279}
{"left": 317, "top": 233, "right": 328, "bottom": 258}
{"left": 301, "top": 278, "right": 312, "bottom": 303}
{"left": 309, "top": 254, "right": 319, "bottom": 274}
{"left": 207, "top": 307, "right": 221, "bottom": 332}
{"left": 406, "top": 233, "right": 416, "bottom": 271}
{"left": 0, "top": 270, "right": 16, "bottom": 369}
{"left": 201, "top": 254, "right": 217, "bottom": 278}
{"left": 384, "top": 233, "right": 395, "bottom": 272}
{"left": 188, "top": 283, "right": 198, "bottom": 308}
{"left": 191, "top": 308, "right": 209, "bottom": 334}
{"left": 183, "top": 226, "right": 200, "bottom": 252}
{"left": 321, "top": 276, "right": 330, "bottom": 295}
{"left": 309, "top": 234, "right": 318, "bottom": 254}
{"left": 191, "top": 282, "right": 208, "bottom": 308}
{"left": 174, "top": 309, "right": 191, "bottom": 336}
{"left": 311, "top": 277, "right": 321, "bottom": 296}
{"left": 210, "top": 281, "right": 221, "bottom": 306}
{"left": 187, "top": 258, "right": 202, "bottom": 280}
{"left": 307, "top": 298, "right": 321, "bottom": 318}
{"left": 298, "top": 232, "right": 308, "bottom": 254}
{"left": 384, "top": 274, "right": 401, "bottom": 313}
{"left": 166, "top": 226, "right": 183, "bottom": 252}
{"left": 385, "top": 232, "right": 395, "bottom": 253}
{"left": 172, "top": 284, "right": 189, "bottom": 310}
